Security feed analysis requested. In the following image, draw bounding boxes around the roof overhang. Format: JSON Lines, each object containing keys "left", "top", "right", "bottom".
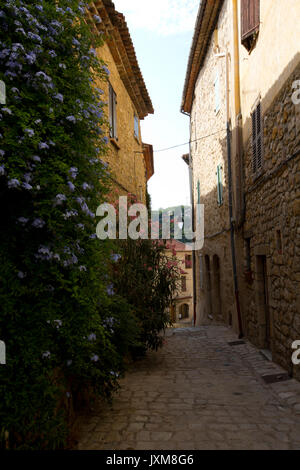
{"left": 181, "top": 0, "right": 224, "bottom": 115}
{"left": 87, "top": 0, "right": 154, "bottom": 119}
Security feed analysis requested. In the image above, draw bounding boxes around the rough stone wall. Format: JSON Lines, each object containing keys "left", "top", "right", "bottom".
{"left": 191, "top": 0, "right": 237, "bottom": 329}
{"left": 241, "top": 62, "right": 300, "bottom": 379}
{"left": 95, "top": 42, "right": 147, "bottom": 204}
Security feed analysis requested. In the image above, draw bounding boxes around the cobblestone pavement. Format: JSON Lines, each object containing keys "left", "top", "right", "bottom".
{"left": 76, "top": 325, "right": 300, "bottom": 450}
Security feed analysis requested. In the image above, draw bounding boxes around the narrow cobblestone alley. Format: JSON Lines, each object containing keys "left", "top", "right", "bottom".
{"left": 76, "top": 326, "right": 300, "bottom": 450}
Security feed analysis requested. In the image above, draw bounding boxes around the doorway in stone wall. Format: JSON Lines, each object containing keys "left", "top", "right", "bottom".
{"left": 179, "top": 304, "right": 189, "bottom": 320}
{"left": 256, "top": 255, "right": 271, "bottom": 351}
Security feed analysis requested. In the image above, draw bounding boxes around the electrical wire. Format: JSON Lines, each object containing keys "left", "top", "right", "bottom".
{"left": 153, "top": 128, "right": 226, "bottom": 153}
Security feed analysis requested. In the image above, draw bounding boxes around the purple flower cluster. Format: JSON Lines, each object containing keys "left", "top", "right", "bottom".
{"left": 62, "top": 210, "right": 78, "bottom": 220}
{"left": 54, "top": 193, "right": 67, "bottom": 206}
{"left": 76, "top": 196, "right": 94, "bottom": 218}
{"left": 106, "top": 284, "right": 115, "bottom": 297}
{"left": 90, "top": 354, "right": 99, "bottom": 362}
{"left": 35, "top": 246, "right": 60, "bottom": 262}
{"left": 88, "top": 333, "right": 96, "bottom": 342}
{"left": 17, "top": 217, "right": 29, "bottom": 225}
{"left": 24, "top": 128, "right": 34, "bottom": 137}
{"left": 8, "top": 178, "right": 20, "bottom": 189}
{"left": 67, "top": 181, "right": 75, "bottom": 192}
{"left": 111, "top": 254, "right": 121, "bottom": 262}
{"left": 63, "top": 254, "right": 78, "bottom": 267}
{"left": 69, "top": 167, "right": 78, "bottom": 179}
{"left": 32, "top": 218, "right": 45, "bottom": 228}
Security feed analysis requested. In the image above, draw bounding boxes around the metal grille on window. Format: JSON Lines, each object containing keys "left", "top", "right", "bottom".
{"left": 252, "top": 101, "right": 263, "bottom": 174}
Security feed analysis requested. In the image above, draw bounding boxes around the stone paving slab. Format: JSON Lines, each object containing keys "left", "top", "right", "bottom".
{"left": 75, "top": 325, "right": 300, "bottom": 450}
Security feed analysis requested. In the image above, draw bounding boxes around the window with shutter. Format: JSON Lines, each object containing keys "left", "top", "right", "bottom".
{"left": 109, "top": 83, "right": 117, "bottom": 140}
{"left": 251, "top": 101, "right": 263, "bottom": 175}
{"left": 217, "top": 164, "right": 223, "bottom": 206}
{"left": 241, "top": 0, "right": 260, "bottom": 51}
{"left": 185, "top": 255, "right": 192, "bottom": 269}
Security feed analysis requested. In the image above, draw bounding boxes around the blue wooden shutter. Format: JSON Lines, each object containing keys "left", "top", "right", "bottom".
{"left": 197, "top": 179, "right": 201, "bottom": 204}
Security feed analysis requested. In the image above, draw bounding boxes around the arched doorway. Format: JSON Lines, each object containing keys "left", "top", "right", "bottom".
{"left": 179, "top": 304, "right": 189, "bottom": 320}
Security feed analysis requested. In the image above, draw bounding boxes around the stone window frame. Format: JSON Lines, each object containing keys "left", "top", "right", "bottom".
{"left": 108, "top": 82, "right": 118, "bottom": 142}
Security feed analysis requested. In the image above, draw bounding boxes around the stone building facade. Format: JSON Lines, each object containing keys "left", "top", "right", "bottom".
{"left": 88, "top": 0, "right": 154, "bottom": 204}
{"left": 182, "top": 0, "right": 238, "bottom": 330}
{"left": 181, "top": 0, "right": 300, "bottom": 380}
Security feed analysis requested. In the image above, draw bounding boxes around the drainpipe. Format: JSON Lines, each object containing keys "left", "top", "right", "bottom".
{"left": 182, "top": 110, "right": 197, "bottom": 327}
{"left": 189, "top": 122, "right": 197, "bottom": 327}
{"left": 233, "top": 0, "right": 245, "bottom": 226}
{"left": 216, "top": 50, "right": 244, "bottom": 338}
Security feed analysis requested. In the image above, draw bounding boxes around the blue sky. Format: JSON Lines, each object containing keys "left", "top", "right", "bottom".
{"left": 113, "top": 0, "right": 199, "bottom": 210}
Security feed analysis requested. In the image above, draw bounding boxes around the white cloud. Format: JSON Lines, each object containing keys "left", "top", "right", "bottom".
{"left": 113, "top": 0, "right": 199, "bottom": 36}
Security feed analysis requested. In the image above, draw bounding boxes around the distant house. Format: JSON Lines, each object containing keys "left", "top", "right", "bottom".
{"left": 165, "top": 240, "right": 194, "bottom": 324}
{"left": 182, "top": 0, "right": 300, "bottom": 379}
{"left": 88, "top": 0, "right": 154, "bottom": 204}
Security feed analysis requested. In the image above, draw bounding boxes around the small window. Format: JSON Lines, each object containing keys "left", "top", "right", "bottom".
{"left": 251, "top": 101, "right": 263, "bottom": 175}
{"left": 241, "top": 0, "right": 260, "bottom": 52}
{"left": 217, "top": 164, "right": 223, "bottom": 206}
{"left": 185, "top": 255, "right": 192, "bottom": 269}
{"left": 134, "top": 114, "right": 139, "bottom": 140}
{"left": 181, "top": 276, "right": 187, "bottom": 292}
{"left": 214, "top": 72, "right": 220, "bottom": 114}
{"left": 109, "top": 83, "right": 117, "bottom": 140}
